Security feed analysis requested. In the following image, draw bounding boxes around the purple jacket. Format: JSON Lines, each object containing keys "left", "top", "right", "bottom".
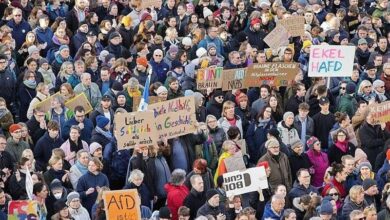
{"left": 306, "top": 149, "right": 329, "bottom": 187}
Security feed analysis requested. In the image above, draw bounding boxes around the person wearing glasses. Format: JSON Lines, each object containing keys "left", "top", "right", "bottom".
{"left": 62, "top": 105, "right": 94, "bottom": 144}
{"left": 7, "top": 8, "right": 32, "bottom": 50}
{"left": 373, "top": 79, "right": 389, "bottom": 102}
{"left": 306, "top": 136, "right": 329, "bottom": 187}
{"left": 150, "top": 49, "right": 170, "bottom": 83}
{"left": 206, "top": 90, "right": 225, "bottom": 120}
{"left": 5, "top": 124, "right": 30, "bottom": 163}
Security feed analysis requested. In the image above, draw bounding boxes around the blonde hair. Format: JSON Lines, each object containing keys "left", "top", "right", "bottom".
{"left": 48, "top": 156, "right": 62, "bottom": 167}
{"left": 222, "top": 140, "right": 236, "bottom": 152}
{"left": 357, "top": 80, "right": 372, "bottom": 95}
{"left": 90, "top": 157, "right": 103, "bottom": 171}
{"left": 222, "top": 100, "right": 235, "bottom": 117}
{"left": 349, "top": 185, "right": 364, "bottom": 202}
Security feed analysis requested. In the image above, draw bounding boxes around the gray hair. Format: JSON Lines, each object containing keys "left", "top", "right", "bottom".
{"left": 170, "top": 169, "right": 186, "bottom": 186}
{"left": 271, "top": 194, "right": 285, "bottom": 203}
{"left": 349, "top": 210, "right": 363, "bottom": 219}
{"left": 77, "top": 149, "right": 89, "bottom": 159}
{"left": 190, "top": 174, "right": 202, "bottom": 186}
{"left": 283, "top": 209, "right": 295, "bottom": 219}
{"left": 81, "top": 72, "right": 91, "bottom": 80}
{"left": 129, "top": 169, "right": 144, "bottom": 182}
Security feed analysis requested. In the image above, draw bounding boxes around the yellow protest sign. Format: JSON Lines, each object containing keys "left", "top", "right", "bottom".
{"left": 103, "top": 189, "right": 141, "bottom": 220}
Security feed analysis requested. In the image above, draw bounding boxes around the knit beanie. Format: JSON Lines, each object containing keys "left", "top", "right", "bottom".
{"left": 50, "top": 179, "right": 63, "bottom": 190}
{"left": 362, "top": 178, "right": 377, "bottom": 191}
{"left": 67, "top": 192, "right": 80, "bottom": 204}
{"left": 168, "top": 45, "right": 179, "bottom": 54}
{"left": 291, "top": 140, "right": 303, "bottom": 150}
{"left": 59, "top": 45, "right": 69, "bottom": 52}
{"left": 203, "top": 7, "right": 213, "bottom": 18}
{"left": 320, "top": 200, "right": 333, "bottom": 215}
{"left": 265, "top": 138, "right": 279, "bottom": 149}
{"left": 250, "top": 18, "right": 261, "bottom": 27}
{"left": 283, "top": 111, "right": 294, "bottom": 121}
{"left": 156, "top": 86, "right": 168, "bottom": 95}
{"left": 207, "top": 43, "right": 217, "bottom": 52}
{"left": 306, "top": 136, "right": 319, "bottom": 149}
{"left": 128, "top": 77, "right": 139, "bottom": 89}
{"left": 346, "top": 82, "right": 356, "bottom": 95}
{"left": 182, "top": 37, "right": 192, "bottom": 47}
{"left": 355, "top": 148, "right": 368, "bottom": 162}
{"left": 39, "top": 58, "right": 49, "bottom": 66}
{"left": 28, "top": 45, "right": 39, "bottom": 55}
{"left": 206, "top": 189, "right": 219, "bottom": 201}
{"left": 109, "top": 32, "right": 121, "bottom": 40}
{"left": 96, "top": 115, "right": 110, "bottom": 129}
{"left": 267, "top": 128, "right": 279, "bottom": 138}
{"left": 302, "top": 40, "right": 312, "bottom": 49}
{"left": 358, "top": 161, "right": 372, "bottom": 171}
{"left": 89, "top": 142, "right": 103, "bottom": 155}
{"left": 136, "top": 57, "right": 148, "bottom": 68}
{"left": 196, "top": 47, "right": 208, "bottom": 58}
{"left": 112, "top": 81, "right": 124, "bottom": 91}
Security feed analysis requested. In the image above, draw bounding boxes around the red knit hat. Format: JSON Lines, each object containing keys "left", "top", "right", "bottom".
{"left": 257, "top": 161, "right": 269, "bottom": 169}
{"left": 250, "top": 18, "right": 261, "bottom": 27}
{"left": 136, "top": 57, "right": 148, "bottom": 68}
{"left": 9, "top": 124, "right": 22, "bottom": 133}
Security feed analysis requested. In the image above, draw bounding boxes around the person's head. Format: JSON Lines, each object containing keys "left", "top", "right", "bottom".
{"left": 33, "top": 182, "right": 48, "bottom": 199}
{"left": 274, "top": 184, "right": 287, "bottom": 197}
{"left": 47, "top": 121, "right": 60, "bottom": 139}
{"left": 156, "top": 86, "right": 168, "bottom": 100}
{"left": 373, "top": 79, "right": 386, "bottom": 94}
{"left": 88, "top": 157, "right": 103, "bottom": 173}
{"left": 364, "top": 205, "right": 377, "bottom": 220}
{"left": 265, "top": 138, "right": 280, "bottom": 155}
{"left": 283, "top": 111, "right": 294, "bottom": 126}
{"left": 271, "top": 194, "right": 285, "bottom": 214}
{"left": 22, "top": 149, "right": 34, "bottom": 162}
{"left": 260, "top": 85, "right": 271, "bottom": 99}
{"left": 294, "top": 82, "right": 306, "bottom": 97}
{"left": 12, "top": 8, "right": 23, "bottom": 23}
{"left": 318, "top": 97, "right": 330, "bottom": 112}
{"left": 153, "top": 49, "right": 163, "bottom": 63}
{"left": 326, "top": 187, "right": 340, "bottom": 202}
{"left": 129, "top": 169, "right": 144, "bottom": 186}
{"left": 333, "top": 129, "right": 348, "bottom": 143}
{"left": 0, "top": 55, "right": 7, "bottom": 71}
{"left": 48, "top": 156, "right": 63, "bottom": 171}
{"left": 222, "top": 100, "right": 235, "bottom": 119}
{"left": 50, "top": 95, "right": 65, "bottom": 110}
{"left": 350, "top": 210, "right": 365, "bottom": 220}
{"left": 282, "top": 209, "right": 296, "bottom": 220}
{"left": 170, "top": 169, "right": 186, "bottom": 186}
{"left": 193, "top": 159, "right": 207, "bottom": 174}
{"left": 74, "top": 106, "right": 85, "bottom": 123}
{"left": 206, "top": 189, "right": 220, "bottom": 207}
{"left": 190, "top": 174, "right": 204, "bottom": 192}
{"left": 178, "top": 206, "right": 190, "bottom": 220}
{"left": 298, "top": 102, "right": 310, "bottom": 118}
{"left": 341, "top": 155, "right": 356, "bottom": 174}
{"left": 52, "top": 148, "right": 66, "bottom": 160}
{"left": 168, "top": 77, "right": 179, "bottom": 91}
{"left": 206, "top": 115, "right": 218, "bottom": 129}
{"left": 222, "top": 140, "right": 238, "bottom": 155}
{"left": 331, "top": 163, "right": 347, "bottom": 182}
{"left": 297, "top": 169, "right": 311, "bottom": 187}
{"left": 77, "top": 149, "right": 89, "bottom": 167}
{"left": 69, "top": 125, "right": 81, "bottom": 141}
{"left": 9, "top": 124, "right": 22, "bottom": 140}
{"left": 291, "top": 140, "right": 304, "bottom": 155}
{"left": 89, "top": 142, "right": 102, "bottom": 158}
{"left": 207, "top": 26, "right": 219, "bottom": 39}
{"left": 81, "top": 72, "right": 92, "bottom": 86}
{"left": 227, "top": 126, "right": 241, "bottom": 140}
{"left": 213, "top": 90, "right": 224, "bottom": 104}
{"left": 67, "top": 192, "right": 81, "bottom": 209}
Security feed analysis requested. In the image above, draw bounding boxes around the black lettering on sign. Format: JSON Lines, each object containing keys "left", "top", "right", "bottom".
{"left": 107, "top": 195, "right": 136, "bottom": 210}
{"left": 243, "top": 173, "right": 251, "bottom": 186}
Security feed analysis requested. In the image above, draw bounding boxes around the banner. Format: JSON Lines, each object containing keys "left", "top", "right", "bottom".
{"left": 264, "top": 24, "right": 289, "bottom": 49}
{"left": 369, "top": 101, "right": 390, "bottom": 123}
{"left": 103, "top": 189, "right": 141, "bottom": 220}
{"left": 8, "top": 200, "right": 38, "bottom": 220}
{"left": 141, "top": 0, "right": 160, "bottom": 9}
{"left": 114, "top": 111, "right": 158, "bottom": 150}
{"left": 223, "top": 167, "right": 269, "bottom": 197}
{"left": 33, "top": 93, "right": 61, "bottom": 113}
{"left": 279, "top": 16, "right": 305, "bottom": 37}
{"left": 197, "top": 66, "right": 223, "bottom": 90}
{"left": 222, "top": 68, "right": 246, "bottom": 91}
{"left": 148, "top": 96, "right": 197, "bottom": 139}
{"left": 133, "top": 96, "right": 164, "bottom": 111}
{"left": 244, "top": 62, "right": 299, "bottom": 87}
{"left": 65, "top": 93, "right": 93, "bottom": 114}
{"left": 308, "top": 45, "right": 355, "bottom": 77}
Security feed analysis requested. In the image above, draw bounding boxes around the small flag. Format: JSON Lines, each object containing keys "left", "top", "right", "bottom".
{"left": 138, "top": 70, "right": 151, "bottom": 112}
{"left": 25, "top": 167, "right": 33, "bottom": 200}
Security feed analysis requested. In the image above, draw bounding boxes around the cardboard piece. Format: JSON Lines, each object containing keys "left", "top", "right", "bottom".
{"left": 197, "top": 66, "right": 223, "bottom": 90}
{"left": 148, "top": 96, "right": 197, "bottom": 139}
{"left": 114, "top": 111, "right": 158, "bottom": 150}
{"left": 103, "top": 189, "right": 141, "bottom": 220}
{"left": 223, "top": 167, "right": 269, "bottom": 197}
{"left": 279, "top": 16, "right": 305, "bottom": 37}
{"left": 264, "top": 24, "right": 289, "bottom": 49}
{"left": 222, "top": 68, "right": 246, "bottom": 91}
{"left": 224, "top": 151, "right": 246, "bottom": 172}
{"left": 369, "top": 101, "right": 390, "bottom": 123}
{"left": 308, "top": 45, "right": 356, "bottom": 77}
{"left": 141, "top": 0, "right": 160, "bottom": 9}
{"left": 33, "top": 93, "right": 61, "bottom": 113}
{"left": 236, "top": 139, "right": 247, "bottom": 155}
{"left": 8, "top": 200, "right": 38, "bottom": 220}
{"left": 133, "top": 96, "right": 165, "bottom": 111}
{"left": 244, "top": 62, "right": 299, "bottom": 87}
{"left": 65, "top": 93, "right": 93, "bottom": 114}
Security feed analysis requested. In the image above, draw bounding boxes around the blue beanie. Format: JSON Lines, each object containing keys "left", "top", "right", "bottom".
{"left": 59, "top": 45, "right": 69, "bottom": 52}
{"left": 96, "top": 115, "right": 110, "bottom": 129}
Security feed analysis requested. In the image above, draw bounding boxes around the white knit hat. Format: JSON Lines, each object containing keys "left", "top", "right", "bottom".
{"left": 203, "top": 7, "right": 213, "bottom": 18}
{"left": 196, "top": 47, "right": 207, "bottom": 58}
{"left": 182, "top": 37, "right": 192, "bottom": 47}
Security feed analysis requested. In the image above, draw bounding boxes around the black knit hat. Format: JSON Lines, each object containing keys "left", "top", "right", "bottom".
{"left": 206, "top": 189, "right": 219, "bottom": 201}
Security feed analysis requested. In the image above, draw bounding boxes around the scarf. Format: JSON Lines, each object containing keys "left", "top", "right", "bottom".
{"left": 39, "top": 68, "right": 54, "bottom": 85}
{"left": 69, "top": 138, "right": 83, "bottom": 152}
{"left": 23, "top": 80, "right": 37, "bottom": 89}
{"left": 96, "top": 126, "right": 113, "bottom": 139}
{"left": 258, "top": 118, "right": 270, "bottom": 128}
{"left": 127, "top": 87, "right": 141, "bottom": 97}
{"left": 335, "top": 140, "right": 348, "bottom": 153}
{"left": 75, "top": 160, "right": 88, "bottom": 175}
{"left": 0, "top": 108, "right": 9, "bottom": 119}
{"left": 214, "top": 151, "right": 232, "bottom": 184}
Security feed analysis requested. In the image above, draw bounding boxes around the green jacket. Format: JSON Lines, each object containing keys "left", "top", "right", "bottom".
{"left": 45, "top": 108, "right": 74, "bottom": 122}
{"left": 195, "top": 137, "right": 218, "bottom": 173}
{"left": 337, "top": 94, "right": 358, "bottom": 118}
{"left": 73, "top": 83, "right": 102, "bottom": 109}
{"left": 6, "top": 138, "right": 29, "bottom": 162}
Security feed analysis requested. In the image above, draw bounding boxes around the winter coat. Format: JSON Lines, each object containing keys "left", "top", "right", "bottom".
{"left": 195, "top": 140, "right": 218, "bottom": 172}
{"left": 183, "top": 189, "right": 207, "bottom": 219}
{"left": 60, "top": 139, "right": 89, "bottom": 165}
{"left": 5, "top": 138, "right": 29, "bottom": 163}
{"left": 293, "top": 115, "right": 314, "bottom": 142}
{"left": 71, "top": 31, "right": 87, "bottom": 55}
{"left": 73, "top": 82, "right": 102, "bottom": 109}
{"left": 242, "top": 27, "right": 267, "bottom": 51}
{"left": 9, "top": 171, "right": 30, "bottom": 200}
{"left": 206, "top": 99, "right": 223, "bottom": 119}
{"left": 149, "top": 59, "right": 170, "bottom": 83}
{"left": 208, "top": 127, "right": 226, "bottom": 153}
{"left": 118, "top": 25, "right": 134, "bottom": 49}
{"left": 62, "top": 117, "right": 94, "bottom": 144}
{"left": 18, "top": 83, "right": 36, "bottom": 122}
{"left": 7, "top": 19, "right": 31, "bottom": 49}
{"left": 289, "top": 152, "right": 313, "bottom": 182}
{"left": 341, "top": 196, "right": 368, "bottom": 220}
{"left": 378, "top": 207, "right": 390, "bottom": 220}
{"left": 377, "top": 160, "right": 390, "bottom": 191}
{"left": 277, "top": 121, "right": 300, "bottom": 148}
{"left": 306, "top": 149, "right": 329, "bottom": 187}
{"left": 26, "top": 116, "right": 46, "bottom": 145}
{"left": 133, "top": 66, "right": 158, "bottom": 86}
{"left": 68, "top": 206, "right": 90, "bottom": 220}
{"left": 0, "top": 68, "right": 16, "bottom": 105}
{"left": 337, "top": 94, "right": 358, "bottom": 118}
{"left": 288, "top": 181, "right": 319, "bottom": 202}
{"left": 76, "top": 171, "right": 110, "bottom": 213}
{"left": 197, "top": 202, "right": 233, "bottom": 219}
{"left": 34, "top": 132, "right": 64, "bottom": 169}
{"left": 34, "top": 26, "right": 54, "bottom": 54}
{"left": 259, "top": 151, "right": 292, "bottom": 192}
{"left": 69, "top": 163, "right": 87, "bottom": 190}
{"left": 328, "top": 142, "right": 356, "bottom": 164}
{"left": 246, "top": 119, "right": 276, "bottom": 164}
{"left": 262, "top": 202, "right": 282, "bottom": 220}
{"left": 89, "top": 106, "right": 114, "bottom": 127}
{"left": 0, "top": 151, "right": 15, "bottom": 171}
{"left": 198, "top": 35, "right": 225, "bottom": 56}
{"left": 359, "top": 122, "right": 390, "bottom": 166}
{"left": 123, "top": 182, "right": 152, "bottom": 208}
{"left": 43, "top": 168, "right": 73, "bottom": 190}
{"left": 285, "top": 95, "right": 305, "bottom": 115}
{"left": 165, "top": 183, "right": 189, "bottom": 220}
{"left": 218, "top": 115, "right": 243, "bottom": 137}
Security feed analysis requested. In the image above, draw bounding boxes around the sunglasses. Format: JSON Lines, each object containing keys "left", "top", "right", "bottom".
{"left": 14, "top": 14, "right": 22, "bottom": 17}
{"left": 340, "top": 87, "right": 346, "bottom": 90}
{"left": 328, "top": 193, "right": 339, "bottom": 196}
{"left": 358, "top": 218, "right": 366, "bottom": 220}
{"left": 217, "top": 96, "right": 224, "bottom": 99}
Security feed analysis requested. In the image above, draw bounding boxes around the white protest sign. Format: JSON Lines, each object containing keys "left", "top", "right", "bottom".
{"left": 308, "top": 45, "right": 355, "bottom": 77}
{"left": 223, "top": 167, "right": 268, "bottom": 197}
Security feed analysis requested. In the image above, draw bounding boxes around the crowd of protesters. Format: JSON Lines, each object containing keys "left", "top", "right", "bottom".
{"left": 2, "top": 0, "right": 390, "bottom": 219}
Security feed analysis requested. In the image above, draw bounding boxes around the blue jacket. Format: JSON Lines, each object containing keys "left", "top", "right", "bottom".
{"left": 288, "top": 181, "right": 319, "bottom": 202}
{"left": 198, "top": 36, "right": 225, "bottom": 57}
{"left": 34, "top": 27, "right": 54, "bottom": 54}
{"left": 71, "top": 31, "right": 87, "bottom": 55}
{"left": 67, "top": 74, "right": 81, "bottom": 88}
{"left": 46, "top": 3, "right": 67, "bottom": 22}
{"left": 7, "top": 20, "right": 31, "bottom": 49}
{"left": 150, "top": 59, "right": 169, "bottom": 83}
{"left": 246, "top": 120, "right": 276, "bottom": 164}
{"left": 377, "top": 160, "right": 390, "bottom": 191}
{"left": 103, "top": 139, "right": 131, "bottom": 181}
{"left": 77, "top": 171, "right": 109, "bottom": 213}
{"left": 262, "top": 202, "right": 283, "bottom": 220}
{"left": 34, "top": 132, "right": 64, "bottom": 169}
{"left": 62, "top": 117, "right": 94, "bottom": 143}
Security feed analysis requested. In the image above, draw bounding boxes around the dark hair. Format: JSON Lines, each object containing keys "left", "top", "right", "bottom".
{"left": 227, "top": 126, "right": 240, "bottom": 140}
{"left": 299, "top": 102, "right": 310, "bottom": 110}
{"left": 293, "top": 82, "right": 305, "bottom": 94}
{"left": 47, "top": 121, "right": 60, "bottom": 131}
{"left": 217, "top": 175, "right": 224, "bottom": 188}
{"left": 334, "top": 112, "right": 348, "bottom": 123}
{"left": 0, "top": 134, "right": 6, "bottom": 141}
{"left": 329, "top": 163, "right": 344, "bottom": 176}
{"left": 297, "top": 168, "right": 309, "bottom": 179}
{"left": 317, "top": 85, "right": 327, "bottom": 96}
{"left": 19, "top": 157, "right": 30, "bottom": 167}
{"left": 260, "top": 84, "right": 271, "bottom": 94}
{"left": 74, "top": 105, "right": 85, "bottom": 113}
{"left": 333, "top": 129, "right": 349, "bottom": 141}
{"left": 33, "top": 182, "right": 46, "bottom": 195}
{"left": 256, "top": 105, "right": 272, "bottom": 121}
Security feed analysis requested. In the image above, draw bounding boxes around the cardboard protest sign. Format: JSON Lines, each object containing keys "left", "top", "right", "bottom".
{"left": 132, "top": 96, "right": 165, "bottom": 111}
{"left": 8, "top": 200, "right": 38, "bottom": 220}
{"left": 141, "top": 0, "right": 159, "bottom": 9}
{"left": 264, "top": 24, "right": 289, "bottom": 49}
{"left": 223, "top": 167, "right": 268, "bottom": 197}
{"left": 308, "top": 45, "right": 355, "bottom": 77}
{"left": 224, "top": 151, "right": 246, "bottom": 172}
{"left": 279, "top": 16, "right": 305, "bottom": 37}
{"left": 369, "top": 101, "right": 390, "bottom": 123}
{"left": 197, "top": 66, "right": 223, "bottom": 90}
{"left": 222, "top": 68, "right": 246, "bottom": 91}
{"left": 148, "top": 96, "right": 197, "bottom": 139}
{"left": 114, "top": 111, "right": 158, "bottom": 150}
{"left": 33, "top": 92, "right": 61, "bottom": 113}
{"left": 103, "top": 189, "right": 141, "bottom": 220}
{"left": 65, "top": 93, "right": 93, "bottom": 114}
{"left": 244, "top": 62, "right": 299, "bottom": 87}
